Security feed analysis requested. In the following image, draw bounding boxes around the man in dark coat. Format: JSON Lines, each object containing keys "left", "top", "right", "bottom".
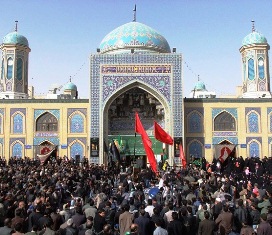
{"left": 93, "top": 209, "right": 107, "bottom": 234}
{"left": 28, "top": 204, "right": 43, "bottom": 232}
{"left": 167, "top": 211, "right": 184, "bottom": 235}
{"left": 215, "top": 204, "right": 233, "bottom": 235}
{"left": 134, "top": 208, "right": 151, "bottom": 235}
{"left": 257, "top": 213, "right": 272, "bottom": 235}
{"left": 233, "top": 199, "right": 248, "bottom": 233}
{"left": 198, "top": 211, "right": 215, "bottom": 235}
{"left": 0, "top": 218, "right": 12, "bottom": 235}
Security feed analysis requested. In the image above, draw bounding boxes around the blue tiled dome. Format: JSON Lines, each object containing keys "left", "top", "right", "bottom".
{"left": 242, "top": 31, "right": 267, "bottom": 46}
{"left": 99, "top": 22, "right": 171, "bottom": 54}
{"left": 64, "top": 82, "right": 77, "bottom": 91}
{"left": 3, "top": 31, "right": 29, "bottom": 47}
{"left": 194, "top": 81, "right": 207, "bottom": 91}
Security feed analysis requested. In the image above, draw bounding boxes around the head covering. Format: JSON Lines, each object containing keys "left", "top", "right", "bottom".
{"left": 261, "top": 213, "right": 267, "bottom": 221}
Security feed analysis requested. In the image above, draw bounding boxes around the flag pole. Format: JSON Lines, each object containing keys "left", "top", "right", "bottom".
{"left": 134, "top": 132, "right": 136, "bottom": 164}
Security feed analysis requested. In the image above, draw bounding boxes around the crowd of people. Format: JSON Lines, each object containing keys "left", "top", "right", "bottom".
{"left": 0, "top": 155, "right": 271, "bottom": 235}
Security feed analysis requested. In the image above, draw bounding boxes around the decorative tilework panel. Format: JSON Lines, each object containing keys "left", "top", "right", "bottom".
{"left": 10, "top": 108, "right": 26, "bottom": 116}
{"left": 67, "top": 108, "right": 87, "bottom": 117}
{"left": 258, "top": 81, "right": 266, "bottom": 91}
{"left": 188, "top": 111, "right": 202, "bottom": 133}
{"left": 267, "top": 108, "right": 272, "bottom": 115}
{"left": 248, "top": 58, "right": 255, "bottom": 81}
{"left": 245, "top": 107, "right": 261, "bottom": 116}
{"left": 184, "top": 107, "right": 204, "bottom": 116}
{"left": 67, "top": 138, "right": 87, "bottom": 145}
{"left": 12, "top": 142, "right": 23, "bottom": 158}
{"left": 33, "top": 137, "right": 59, "bottom": 145}
{"left": 103, "top": 75, "right": 171, "bottom": 102}
{"left": 213, "top": 132, "right": 237, "bottom": 137}
{"left": 186, "top": 137, "right": 204, "bottom": 146}
{"left": 246, "top": 137, "right": 262, "bottom": 144}
{"left": 249, "top": 141, "right": 260, "bottom": 158}
{"left": 9, "top": 138, "right": 25, "bottom": 145}
{"left": 212, "top": 108, "right": 237, "bottom": 119}
{"left": 34, "top": 110, "right": 60, "bottom": 120}
{"left": 248, "top": 112, "right": 259, "bottom": 133}
{"left": 188, "top": 141, "right": 203, "bottom": 158}
{"left": 90, "top": 53, "right": 182, "bottom": 138}
{"left": 70, "top": 142, "right": 83, "bottom": 159}
{"left": 13, "top": 113, "right": 23, "bottom": 134}
{"left": 70, "top": 114, "right": 84, "bottom": 133}
{"left": 0, "top": 115, "right": 2, "bottom": 134}
{"left": 212, "top": 137, "right": 238, "bottom": 145}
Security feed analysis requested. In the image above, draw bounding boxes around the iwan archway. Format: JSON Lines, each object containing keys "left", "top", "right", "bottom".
{"left": 101, "top": 81, "right": 173, "bottom": 166}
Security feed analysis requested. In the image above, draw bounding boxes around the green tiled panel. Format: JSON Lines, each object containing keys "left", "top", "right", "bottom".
{"left": 108, "top": 135, "right": 163, "bottom": 155}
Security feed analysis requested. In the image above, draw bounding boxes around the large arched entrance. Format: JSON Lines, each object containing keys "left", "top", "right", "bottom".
{"left": 102, "top": 83, "right": 172, "bottom": 167}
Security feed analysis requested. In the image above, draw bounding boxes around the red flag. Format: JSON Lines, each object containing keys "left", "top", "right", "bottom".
{"left": 154, "top": 121, "right": 173, "bottom": 145}
{"left": 135, "top": 113, "right": 157, "bottom": 173}
{"left": 179, "top": 144, "right": 186, "bottom": 168}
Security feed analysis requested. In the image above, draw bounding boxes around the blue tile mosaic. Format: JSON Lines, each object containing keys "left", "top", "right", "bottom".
{"left": 248, "top": 112, "right": 259, "bottom": 133}
{"left": 212, "top": 108, "right": 237, "bottom": 119}
{"left": 34, "top": 109, "right": 60, "bottom": 120}
{"left": 70, "top": 114, "right": 84, "bottom": 133}
{"left": 212, "top": 137, "right": 238, "bottom": 145}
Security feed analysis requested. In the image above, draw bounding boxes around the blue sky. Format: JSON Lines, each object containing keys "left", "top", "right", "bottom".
{"left": 0, "top": 0, "right": 272, "bottom": 98}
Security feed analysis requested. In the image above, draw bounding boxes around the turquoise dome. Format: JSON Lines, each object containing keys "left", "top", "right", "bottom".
{"left": 3, "top": 31, "right": 29, "bottom": 47}
{"left": 64, "top": 82, "right": 77, "bottom": 91}
{"left": 242, "top": 31, "right": 267, "bottom": 46}
{"left": 194, "top": 81, "right": 207, "bottom": 91}
{"left": 99, "top": 22, "right": 171, "bottom": 54}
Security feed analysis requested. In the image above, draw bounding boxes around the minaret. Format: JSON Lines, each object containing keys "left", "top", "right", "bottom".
{"left": 0, "top": 21, "right": 31, "bottom": 99}
{"left": 239, "top": 21, "right": 271, "bottom": 98}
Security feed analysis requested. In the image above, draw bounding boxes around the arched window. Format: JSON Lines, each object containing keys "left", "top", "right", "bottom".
{"left": 188, "top": 141, "right": 203, "bottom": 158}
{"left": 258, "top": 57, "right": 264, "bottom": 79}
{"left": 36, "top": 112, "right": 58, "bottom": 131}
{"left": 248, "top": 58, "right": 255, "bottom": 80}
{"left": 214, "top": 111, "right": 236, "bottom": 131}
{"left": 248, "top": 112, "right": 259, "bottom": 133}
{"left": 16, "top": 58, "right": 23, "bottom": 81}
{"left": 249, "top": 141, "right": 259, "bottom": 158}
{"left": 13, "top": 113, "right": 23, "bottom": 134}
{"left": 12, "top": 142, "right": 23, "bottom": 158}
{"left": 70, "top": 142, "right": 83, "bottom": 159}
{"left": 70, "top": 114, "right": 84, "bottom": 133}
{"left": 7, "top": 58, "right": 13, "bottom": 80}
{"left": 188, "top": 112, "right": 202, "bottom": 133}
{"left": 0, "top": 115, "right": 2, "bottom": 134}
{"left": 269, "top": 113, "right": 272, "bottom": 133}
{"left": 1, "top": 59, "right": 4, "bottom": 80}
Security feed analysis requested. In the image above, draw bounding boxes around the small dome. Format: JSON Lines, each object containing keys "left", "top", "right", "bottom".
{"left": 242, "top": 31, "right": 267, "bottom": 46}
{"left": 64, "top": 82, "right": 77, "bottom": 91}
{"left": 194, "top": 81, "right": 207, "bottom": 91}
{"left": 3, "top": 31, "right": 29, "bottom": 47}
{"left": 99, "top": 22, "right": 171, "bottom": 54}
